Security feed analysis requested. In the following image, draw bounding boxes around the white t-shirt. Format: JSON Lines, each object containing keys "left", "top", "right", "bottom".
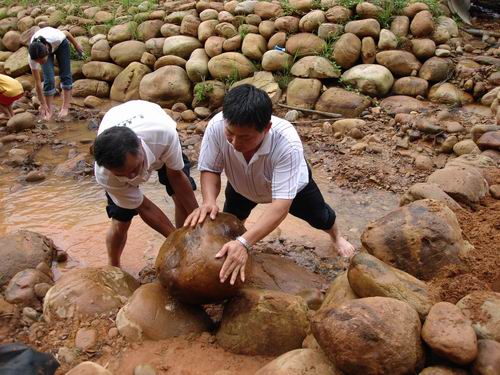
{"left": 94, "top": 100, "right": 184, "bottom": 209}
{"left": 198, "top": 112, "right": 309, "bottom": 203}
{"left": 28, "top": 27, "right": 67, "bottom": 71}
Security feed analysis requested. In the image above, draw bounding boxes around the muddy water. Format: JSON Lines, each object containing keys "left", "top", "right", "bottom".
{"left": 0, "top": 120, "right": 399, "bottom": 278}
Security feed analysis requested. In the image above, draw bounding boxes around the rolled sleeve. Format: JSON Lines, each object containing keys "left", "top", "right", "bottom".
{"left": 272, "top": 147, "right": 303, "bottom": 200}
{"left": 29, "top": 57, "right": 40, "bottom": 71}
{"left": 198, "top": 122, "right": 224, "bottom": 173}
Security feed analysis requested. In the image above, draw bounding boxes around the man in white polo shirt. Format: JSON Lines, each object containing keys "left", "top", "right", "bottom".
{"left": 94, "top": 100, "right": 198, "bottom": 267}
{"left": 185, "top": 84, "right": 355, "bottom": 285}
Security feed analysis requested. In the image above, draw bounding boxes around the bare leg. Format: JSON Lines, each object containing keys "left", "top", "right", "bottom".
{"left": 106, "top": 219, "right": 131, "bottom": 267}
{"left": 172, "top": 195, "right": 189, "bottom": 228}
{"left": 59, "top": 89, "right": 71, "bottom": 118}
{"left": 44, "top": 95, "right": 54, "bottom": 120}
{"left": 324, "top": 222, "right": 356, "bottom": 259}
{"left": 7, "top": 104, "right": 14, "bottom": 118}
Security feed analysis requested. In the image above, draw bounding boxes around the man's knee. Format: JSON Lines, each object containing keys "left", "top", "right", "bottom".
{"left": 110, "top": 219, "right": 131, "bottom": 236}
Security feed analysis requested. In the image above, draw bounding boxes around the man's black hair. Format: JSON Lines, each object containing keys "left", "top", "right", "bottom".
{"left": 223, "top": 84, "right": 272, "bottom": 132}
{"left": 93, "top": 126, "right": 140, "bottom": 169}
{"left": 29, "top": 36, "right": 50, "bottom": 60}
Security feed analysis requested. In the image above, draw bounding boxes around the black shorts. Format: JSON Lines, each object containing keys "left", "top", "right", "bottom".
{"left": 223, "top": 169, "right": 336, "bottom": 230}
{"left": 105, "top": 153, "right": 196, "bottom": 222}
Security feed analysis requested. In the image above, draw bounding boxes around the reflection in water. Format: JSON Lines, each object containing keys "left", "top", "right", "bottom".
{"left": 0, "top": 120, "right": 400, "bottom": 278}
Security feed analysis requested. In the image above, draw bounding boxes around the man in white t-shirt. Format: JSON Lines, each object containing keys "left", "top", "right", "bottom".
{"left": 94, "top": 100, "right": 198, "bottom": 267}
{"left": 185, "top": 84, "right": 355, "bottom": 285}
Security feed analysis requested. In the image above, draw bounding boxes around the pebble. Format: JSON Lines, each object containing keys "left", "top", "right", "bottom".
{"left": 57, "top": 347, "right": 77, "bottom": 365}
{"left": 436, "top": 49, "right": 451, "bottom": 57}
{"left": 285, "top": 110, "right": 300, "bottom": 122}
{"left": 108, "top": 327, "right": 119, "bottom": 339}
{"left": 34, "top": 283, "right": 51, "bottom": 299}
{"left": 490, "top": 185, "right": 500, "bottom": 199}
{"left": 75, "top": 327, "right": 97, "bottom": 351}
{"left": 134, "top": 364, "right": 157, "bottom": 375}
{"left": 22, "top": 307, "right": 40, "bottom": 321}
{"left": 414, "top": 154, "right": 433, "bottom": 170}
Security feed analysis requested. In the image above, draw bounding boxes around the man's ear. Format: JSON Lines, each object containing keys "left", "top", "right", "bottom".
{"left": 264, "top": 121, "right": 272, "bottom": 132}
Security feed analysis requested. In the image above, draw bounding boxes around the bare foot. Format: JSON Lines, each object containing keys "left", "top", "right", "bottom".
{"left": 333, "top": 236, "right": 356, "bottom": 259}
{"left": 43, "top": 112, "right": 52, "bottom": 121}
{"left": 57, "top": 108, "right": 69, "bottom": 120}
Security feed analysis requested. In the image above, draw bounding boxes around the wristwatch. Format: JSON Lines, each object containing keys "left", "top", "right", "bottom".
{"left": 236, "top": 236, "right": 251, "bottom": 252}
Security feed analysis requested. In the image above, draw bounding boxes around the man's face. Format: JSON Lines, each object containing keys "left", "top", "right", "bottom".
{"left": 108, "top": 149, "right": 144, "bottom": 179}
{"left": 224, "top": 121, "right": 271, "bottom": 154}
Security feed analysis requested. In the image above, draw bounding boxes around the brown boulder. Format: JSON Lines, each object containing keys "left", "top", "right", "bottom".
{"left": 91, "top": 39, "right": 110, "bottom": 62}
{"left": 471, "top": 339, "right": 500, "bottom": 375}
{"left": 428, "top": 83, "right": 473, "bottom": 106}
{"left": 312, "top": 297, "right": 424, "bottom": 375}
{"left": 110, "top": 62, "right": 151, "bottom": 102}
{"left": 412, "top": 38, "right": 436, "bottom": 60}
{"left": 116, "top": 283, "right": 211, "bottom": 341}
{"left": 216, "top": 288, "right": 310, "bottom": 355}
{"left": 207, "top": 52, "right": 254, "bottom": 80}
{"left": 2, "top": 30, "right": 21, "bottom": 52}
{"left": 411, "top": 10, "right": 434, "bottom": 37}
{"left": 286, "top": 78, "right": 322, "bottom": 110}
{"left": 427, "top": 166, "right": 488, "bottom": 205}
{"left": 0, "top": 231, "right": 55, "bottom": 286}
{"left": 361, "top": 36, "right": 376, "bottom": 64}
{"left": 254, "top": 1, "right": 283, "bottom": 19}
{"left": 315, "top": 88, "right": 370, "bottom": 118}
{"left": 380, "top": 95, "right": 429, "bottom": 115}
{"left": 155, "top": 213, "right": 248, "bottom": 304}
{"left": 241, "top": 33, "right": 267, "bottom": 60}
{"left": 419, "top": 57, "right": 453, "bottom": 82}
{"left": 73, "top": 79, "right": 109, "bottom": 98}
{"left": 6, "top": 112, "right": 35, "bottom": 133}
{"left": 43, "top": 266, "right": 139, "bottom": 322}
{"left": 344, "top": 19, "right": 381, "bottom": 38}
{"left": 5, "top": 268, "right": 52, "bottom": 308}
{"left": 333, "top": 33, "right": 361, "bottom": 70}
{"left": 348, "top": 252, "right": 437, "bottom": 320}
{"left": 318, "top": 272, "right": 358, "bottom": 312}
{"left": 286, "top": 33, "right": 326, "bottom": 57}
{"left": 392, "top": 77, "right": 428, "bottom": 97}
{"left": 375, "top": 50, "right": 422, "bottom": 77}
{"left": 477, "top": 131, "right": 500, "bottom": 151}
{"left": 361, "top": 199, "right": 472, "bottom": 281}
{"left": 391, "top": 16, "right": 410, "bottom": 37}
{"left": 255, "top": 348, "right": 341, "bottom": 375}
{"left": 110, "top": 40, "right": 147, "bottom": 67}
{"left": 419, "top": 367, "right": 468, "bottom": 375}
{"left": 325, "top": 6, "right": 351, "bottom": 24}
{"left": 139, "top": 66, "right": 191, "bottom": 107}
{"left": 82, "top": 62, "right": 123, "bottom": 82}
{"left": 457, "top": 291, "right": 500, "bottom": 342}
{"left": 275, "top": 16, "right": 300, "bottom": 34}
{"left": 400, "top": 183, "right": 462, "bottom": 211}
{"left": 66, "top": 362, "right": 112, "bottom": 375}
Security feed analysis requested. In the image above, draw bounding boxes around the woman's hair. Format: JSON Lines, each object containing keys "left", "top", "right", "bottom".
{"left": 29, "top": 36, "right": 51, "bottom": 60}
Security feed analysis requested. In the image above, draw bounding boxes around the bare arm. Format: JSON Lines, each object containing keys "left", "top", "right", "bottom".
{"left": 136, "top": 195, "right": 175, "bottom": 237}
{"left": 31, "top": 69, "right": 47, "bottom": 108}
{"left": 165, "top": 168, "right": 198, "bottom": 214}
{"left": 184, "top": 171, "right": 222, "bottom": 226}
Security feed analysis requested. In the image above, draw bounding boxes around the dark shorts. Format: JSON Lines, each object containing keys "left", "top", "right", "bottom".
{"left": 0, "top": 92, "right": 23, "bottom": 106}
{"left": 223, "top": 169, "right": 336, "bottom": 230}
{"left": 106, "top": 153, "right": 196, "bottom": 222}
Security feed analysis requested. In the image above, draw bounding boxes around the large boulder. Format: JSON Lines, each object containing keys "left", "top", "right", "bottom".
{"left": 73, "top": 79, "right": 110, "bottom": 98}
{"left": 241, "top": 33, "right": 267, "bottom": 60}
{"left": 422, "top": 302, "right": 478, "bottom": 365}
{"left": 115, "top": 283, "right": 211, "bottom": 341}
{"left": 286, "top": 78, "right": 322, "bottom": 109}
{"left": 477, "top": 131, "right": 500, "bottom": 151}
{"left": 0, "top": 230, "right": 55, "bottom": 286}
{"left": 255, "top": 348, "right": 341, "bottom": 375}
{"left": 2, "top": 30, "right": 21, "bottom": 52}
{"left": 139, "top": 66, "right": 192, "bottom": 108}
{"left": 312, "top": 297, "right": 424, "bottom": 375}
{"left": 82, "top": 62, "right": 123, "bottom": 82}
{"left": 392, "top": 77, "right": 429, "bottom": 97}
{"left": 341, "top": 64, "right": 394, "bottom": 97}
{"left": 6, "top": 112, "right": 36, "bottom": 133}
{"left": 348, "top": 252, "right": 437, "bottom": 320}
{"left": 428, "top": 83, "right": 473, "bottom": 106}
{"left": 299, "top": 10, "right": 326, "bottom": 33}
{"left": 43, "top": 266, "right": 139, "bottom": 322}
{"left": 380, "top": 95, "right": 429, "bottom": 114}
{"left": 457, "top": 291, "right": 500, "bottom": 342}
{"left": 400, "top": 183, "right": 462, "bottom": 211}
{"left": 163, "top": 35, "right": 202, "bottom": 59}
{"left": 427, "top": 166, "right": 488, "bottom": 205}
{"left": 216, "top": 288, "right": 309, "bottom": 355}
{"left": 318, "top": 272, "right": 358, "bottom": 312}
{"left": 419, "top": 57, "right": 453, "bottom": 82}
{"left": 145, "top": 37, "right": 166, "bottom": 58}
{"left": 109, "top": 40, "right": 147, "bottom": 67}
{"left": 290, "top": 56, "right": 340, "bottom": 79}
{"left": 410, "top": 10, "right": 434, "bottom": 37}
{"left": 192, "top": 80, "right": 226, "bottom": 109}
{"left": 110, "top": 62, "right": 151, "bottom": 102}
{"left": 4, "top": 47, "right": 29, "bottom": 77}
{"left": 333, "top": 33, "right": 361, "bottom": 70}
{"left": 344, "top": 19, "right": 381, "bottom": 38}
{"left": 4, "top": 268, "right": 52, "bottom": 308}
{"left": 375, "top": 51, "right": 422, "bottom": 77}
{"left": 186, "top": 48, "right": 210, "bottom": 82}
{"left": 108, "top": 22, "right": 138, "bottom": 43}
{"left": 471, "top": 339, "right": 500, "bottom": 375}
{"left": 262, "top": 50, "right": 294, "bottom": 72}
{"left": 412, "top": 38, "right": 436, "bottom": 60}
{"left": 286, "top": 33, "right": 326, "bottom": 57}
{"left": 361, "top": 199, "right": 473, "bottom": 281}
{"left": 315, "top": 88, "right": 371, "bottom": 118}
{"left": 91, "top": 39, "right": 111, "bottom": 62}
{"left": 137, "top": 19, "right": 163, "bottom": 41}
{"left": 207, "top": 52, "right": 254, "bottom": 80}
{"left": 232, "top": 71, "right": 282, "bottom": 104}
{"left": 254, "top": 1, "right": 283, "bottom": 19}
{"left": 248, "top": 252, "right": 326, "bottom": 297}
{"left": 155, "top": 213, "right": 248, "bottom": 304}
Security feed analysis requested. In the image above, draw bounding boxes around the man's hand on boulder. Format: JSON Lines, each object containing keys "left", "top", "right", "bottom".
{"left": 216, "top": 240, "right": 248, "bottom": 285}
{"left": 184, "top": 203, "right": 219, "bottom": 227}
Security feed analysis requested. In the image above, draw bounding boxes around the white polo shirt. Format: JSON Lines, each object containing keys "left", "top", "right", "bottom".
{"left": 198, "top": 112, "right": 309, "bottom": 203}
{"left": 94, "top": 100, "right": 184, "bottom": 209}
{"left": 28, "top": 27, "right": 67, "bottom": 71}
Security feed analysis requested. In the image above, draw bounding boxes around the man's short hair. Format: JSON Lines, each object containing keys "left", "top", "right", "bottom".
{"left": 93, "top": 126, "right": 140, "bottom": 169}
{"left": 223, "top": 84, "right": 273, "bottom": 132}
